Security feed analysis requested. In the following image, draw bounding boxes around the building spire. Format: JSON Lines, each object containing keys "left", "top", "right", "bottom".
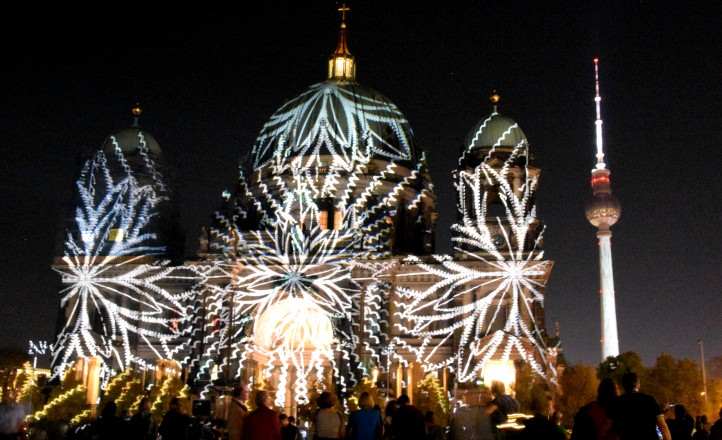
{"left": 328, "top": 3, "right": 356, "bottom": 81}
{"left": 593, "top": 58, "right": 606, "bottom": 170}
{"left": 131, "top": 102, "right": 143, "bottom": 128}
{"left": 490, "top": 90, "right": 500, "bottom": 114}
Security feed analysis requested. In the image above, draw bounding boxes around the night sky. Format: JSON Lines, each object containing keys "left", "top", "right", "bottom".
{"left": 2, "top": 2, "right": 721, "bottom": 366}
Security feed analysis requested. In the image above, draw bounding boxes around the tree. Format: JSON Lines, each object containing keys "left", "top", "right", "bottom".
{"left": 558, "top": 364, "right": 599, "bottom": 426}
{"left": 708, "top": 356, "right": 722, "bottom": 379}
{"left": 515, "top": 360, "right": 555, "bottom": 413}
{"left": 598, "top": 351, "right": 645, "bottom": 385}
{"left": 349, "top": 377, "right": 383, "bottom": 411}
{"left": 151, "top": 376, "right": 187, "bottom": 424}
{"left": 645, "top": 354, "right": 705, "bottom": 416}
{"left": 0, "top": 349, "right": 29, "bottom": 394}
{"left": 515, "top": 361, "right": 535, "bottom": 410}
{"left": 414, "top": 375, "right": 449, "bottom": 425}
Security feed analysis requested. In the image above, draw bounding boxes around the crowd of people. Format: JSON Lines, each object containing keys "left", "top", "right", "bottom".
{"left": 221, "top": 380, "right": 556, "bottom": 440}
{"left": 446, "top": 381, "right": 564, "bottom": 440}
{"left": 3, "top": 374, "right": 722, "bottom": 439}
{"left": 571, "top": 372, "right": 722, "bottom": 440}
{"left": 237, "top": 388, "right": 430, "bottom": 440}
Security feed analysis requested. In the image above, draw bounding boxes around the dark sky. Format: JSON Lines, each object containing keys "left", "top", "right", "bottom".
{"left": 2, "top": 2, "right": 721, "bottom": 366}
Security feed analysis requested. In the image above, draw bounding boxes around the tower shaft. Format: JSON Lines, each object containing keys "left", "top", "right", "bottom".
{"left": 597, "top": 228, "right": 619, "bottom": 358}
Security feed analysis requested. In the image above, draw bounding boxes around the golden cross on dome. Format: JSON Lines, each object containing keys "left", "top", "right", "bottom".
{"left": 328, "top": 2, "right": 356, "bottom": 80}
{"left": 338, "top": 4, "right": 350, "bottom": 23}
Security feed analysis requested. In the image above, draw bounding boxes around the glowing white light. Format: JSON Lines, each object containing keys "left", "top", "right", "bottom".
{"left": 52, "top": 133, "right": 198, "bottom": 378}
{"left": 187, "top": 207, "right": 362, "bottom": 403}
{"left": 483, "top": 359, "right": 516, "bottom": 392}
{"left": 598, "top": 232, "right": 619, "bottom": 359}
{"left": 251, "top": 81, "right": 414, "bottom": 171}
{"left": 391, "top": 134, "right": 557, "bottom": 385}
{"left": 253, "top": 298, "right": 334, "bottom": 352}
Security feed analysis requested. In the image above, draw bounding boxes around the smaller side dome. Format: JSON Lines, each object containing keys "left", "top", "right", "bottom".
{"left": 102, "top": 128, "right": 162, "bottom": 156}
{"left": 102, "top": 104, "right": 163, "bottom": 156}
{"left": 462, "top": 93, "right": 528, "bottom": 163}
{"left": 464, "top": 112, "right": 527, "bottom": 152}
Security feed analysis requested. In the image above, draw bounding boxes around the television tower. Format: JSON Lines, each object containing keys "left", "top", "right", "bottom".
{"left": 585, "top": 58, "right": 622, "bottom": 360}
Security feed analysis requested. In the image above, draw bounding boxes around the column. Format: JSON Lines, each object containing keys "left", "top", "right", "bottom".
{"left": 598, "top": 227, "right": 619, "bottom": 359}
{"left": 407, "top": 362, "right": 414, "bottom": 404}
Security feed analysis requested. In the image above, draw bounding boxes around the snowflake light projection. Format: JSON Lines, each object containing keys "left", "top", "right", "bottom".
{"left": 251, "top": 81, "right": 414, "bottom": 171}
{"left": 188, "top": 72, "right": 439, "bottom": 404}
{"left": 193, "top": 123, "right": 436, "bottom": 394}
{"left": 52, "top": 134, "right": 196, "bottom": 377}
{"left": 188, "top": 206, "right": 364, "bottom": 405}
{"left": 392, "top": 139, "right": 558, "bottom": 385}
{"left": 228, "top": 208, "right": 357, "bottom": 318}
{"left": 54, "top": 256, "right": 194, "bottom": 373}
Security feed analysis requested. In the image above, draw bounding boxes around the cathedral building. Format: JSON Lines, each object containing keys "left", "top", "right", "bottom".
{"left": 51, "top": 7, "right": 558, "bottom": 412}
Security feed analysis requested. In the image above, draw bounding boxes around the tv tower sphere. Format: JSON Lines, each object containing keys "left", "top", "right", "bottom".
{"left": 585, "top": 181, "right": 621, "bottom": 229}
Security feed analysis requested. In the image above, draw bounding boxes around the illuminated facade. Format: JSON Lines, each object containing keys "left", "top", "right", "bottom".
{"left": 51, "top": 7, "right": 558, "bottom": 410}
{"left": 585, "top": 59, "right": 622, "bottom": 360}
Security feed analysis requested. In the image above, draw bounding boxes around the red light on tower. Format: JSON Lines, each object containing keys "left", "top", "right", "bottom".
{"left": 591, "top": 174, "right": 610, "bottom": 186}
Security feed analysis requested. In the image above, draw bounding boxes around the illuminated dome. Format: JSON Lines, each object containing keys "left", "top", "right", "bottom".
{"left": 214, "top": 5, "right": 438, "bottom": 257}
{"left": 102, "top": 128, "right": 162, "bottom": 156}
{"left": 465, "top": 111, "right": 527, "bottom": 153}
{"left": 253, "top": 298, "right": 335, "bottom": 352}
{"left": 250, "top": 80, "right": 417, "bottom": 170}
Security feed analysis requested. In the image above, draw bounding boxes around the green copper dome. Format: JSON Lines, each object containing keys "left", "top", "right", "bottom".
{"left": 464, "top": 111, "right": 528, "bottom": 153}
{"left": 102, "top": 128, "right": 162, "bottom": 156}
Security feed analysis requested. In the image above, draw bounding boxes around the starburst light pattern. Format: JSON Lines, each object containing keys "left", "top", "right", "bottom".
{"left": 392, "top": 140, "right": 558, "bottom": 384}
{"left": 52, "top": 136, "right": 196, "bottom": 377}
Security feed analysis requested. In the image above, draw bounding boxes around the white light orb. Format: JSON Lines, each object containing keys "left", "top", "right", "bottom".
{"left": 253, "top": 297, "right": 334, "bottom": 352}
{"left": 483, "top": 359, "right": 517, "bottom": 393}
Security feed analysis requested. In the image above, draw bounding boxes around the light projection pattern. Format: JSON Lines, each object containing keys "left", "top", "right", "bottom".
{"left": 197, "top": 76, "right": 442, "bottom": 400}
{"left": 392, "top": 140, "right": 558, "bottom": 384}
{"left": 68, "top": 146, "right": 166, "bottom": 258}
{"left": 29, "top": 340, "right": 53, "bottom": 357}
{"left": 52, "top": 137, "right": 195, "bottom": 376}
{"left": 54, "top": 257, "right": 195, "bottom": 374}
{"left": 347, "top": 262, "right": 398, "bottom": 375}
{"left": 181, "top": 265, "right": 249, "bottom": 394}
{"left": 199, "top": 113, "right": 435, "bottom": 398}
{"left": 251, "top": 81, "right": 414, "bottom": 171}
{"left": 212, "top": 146, "right": 433, "bottom": 259}
{"left": 188, "top": 208, "right": 364, "bottom": 404}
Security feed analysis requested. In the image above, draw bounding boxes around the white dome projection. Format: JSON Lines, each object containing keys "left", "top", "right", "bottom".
{"left": 251, "top": 81, "right": 415, "bottom": 171}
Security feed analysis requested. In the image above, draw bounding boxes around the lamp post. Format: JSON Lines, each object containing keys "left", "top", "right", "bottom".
{"left": 698, "top": 339, "right": 709, "bottom": 413}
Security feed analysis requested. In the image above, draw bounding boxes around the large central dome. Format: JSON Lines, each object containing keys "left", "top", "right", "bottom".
{"left": 210, "top": 6, "right": 438, "bottom": 258}
{"left": 250, "top": 80, "right": 417, "bottom": 170}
